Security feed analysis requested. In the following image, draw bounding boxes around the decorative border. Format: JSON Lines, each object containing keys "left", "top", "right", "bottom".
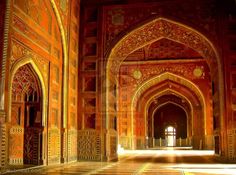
{"left": 0, "top": 0, "right": 11, "bottom": 111}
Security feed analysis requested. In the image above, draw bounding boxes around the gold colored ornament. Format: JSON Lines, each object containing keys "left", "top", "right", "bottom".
{"left": 193, "top": 67, "right": 203, "bottom": 78}
{"left": 133, "top": 70, "right": 142, "bottom": 79}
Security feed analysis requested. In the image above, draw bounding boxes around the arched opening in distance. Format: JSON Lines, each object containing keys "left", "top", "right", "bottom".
{"left": 165, "top": 126, "right": 176, "bottom": 147}
{"left": 131, "top": 74, "right": 205, "bottom": 150}
{"left": 154, "top": 103, "right": 188, "bottom": 147}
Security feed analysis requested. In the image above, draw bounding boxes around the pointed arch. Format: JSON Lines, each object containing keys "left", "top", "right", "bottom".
{"left": 8, "top": 57, "right": 47, "bottom": 126}
{"left": 106, "top": 17, "right": 224, "bottom": 132}
{"left": 144, "top": 89, "right": 194, "bottom": 138}
{"left": 129, "top": 72, "right": 206, "bottom": 148}
{"left": 151, "top": 101, "right": 190, "bottom": 138}
{"left": 131, "top": 72, "right": 205, "bottom": 112}
{"left": 107, "top": 17, "right": 220, "bottom": 74}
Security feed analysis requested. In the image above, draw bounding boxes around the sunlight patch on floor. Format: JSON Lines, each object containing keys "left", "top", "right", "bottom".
{"left": 183, "top": 169, "right": 236, "bottom": 175}
{"left": 118, "top": 149, "right": 215, "bottom": 156}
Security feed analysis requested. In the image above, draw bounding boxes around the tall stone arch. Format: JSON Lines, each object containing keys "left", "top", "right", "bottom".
{"left": 106, "top": 17, "right": 223, "bottom": 129}
{"left": 105, "top": 17, "right": 223, "bottom": 160}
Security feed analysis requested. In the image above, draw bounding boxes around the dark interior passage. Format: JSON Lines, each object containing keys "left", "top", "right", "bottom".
{"left": 154, "top": 103, "right": 187, "bottom": 139}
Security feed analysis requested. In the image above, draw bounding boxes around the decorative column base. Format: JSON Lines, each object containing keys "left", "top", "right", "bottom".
{"left": 0, "top": 111, "right": 7, "bottom": 167}
{"left": 68, "top": 128, "right": 77, "bottom": 162}
{"left": 105, "top": 129, "right": 118, "bottom": 161}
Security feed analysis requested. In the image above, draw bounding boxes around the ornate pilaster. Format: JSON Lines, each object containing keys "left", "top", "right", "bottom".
{"left": 0, "top": 0, "right": 11, "bottom": 111}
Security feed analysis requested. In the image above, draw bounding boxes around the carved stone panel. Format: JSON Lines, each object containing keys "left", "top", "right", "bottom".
{"left": 9, "top": 126, "right": 24, "bottom": 165}
{"left": 68, "top": 128, "right": 77, "bottom": 162}
{"left": 78, "top": 129, "right": 101, "bottom": 161}
{"left": 48, "top": 127, "right": 60, "bottom": 164}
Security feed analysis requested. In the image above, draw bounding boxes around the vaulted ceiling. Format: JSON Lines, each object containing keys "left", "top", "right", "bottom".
{"left": 125, "top": 38, "right": 202, "bottom": 62}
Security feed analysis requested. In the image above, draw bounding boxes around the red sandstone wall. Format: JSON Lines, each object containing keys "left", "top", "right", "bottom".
{"left": 9, "top": 0, "right": 63, "bottom": 164}
{"left": 78, "top": 0, "right": 236, "bottom": 160}
{"left": 2, "top": 0, "right": 80, "bottom": 165}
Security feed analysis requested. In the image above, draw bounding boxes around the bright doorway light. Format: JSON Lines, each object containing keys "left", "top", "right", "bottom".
{"left": 165, "top": 126, "right": 176, "bottom": 146}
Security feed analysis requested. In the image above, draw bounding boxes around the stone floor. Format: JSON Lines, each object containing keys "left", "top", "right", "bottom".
{"left": 2, "top": 149, "right": 236, "bottom": 175}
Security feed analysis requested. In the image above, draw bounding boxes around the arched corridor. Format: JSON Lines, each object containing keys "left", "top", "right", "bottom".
{"left": 1, "top": 0, "right": 236, "bottom": 174}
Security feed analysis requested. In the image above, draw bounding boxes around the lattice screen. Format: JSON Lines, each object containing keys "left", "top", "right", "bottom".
{"left": 68, "top": 128, "right": 77, "bottom": 162}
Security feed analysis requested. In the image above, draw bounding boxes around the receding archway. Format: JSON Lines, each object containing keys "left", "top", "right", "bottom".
{"left": 131, "top": 73, "right": 206, "bottom": 149}
{"left": 106, "top": 17, "right": 223, "bottom": 160}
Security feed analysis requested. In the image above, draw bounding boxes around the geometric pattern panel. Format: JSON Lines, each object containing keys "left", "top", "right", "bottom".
{"left": 48, "top": 128, "right": 60, "bottom": 164}
{"left": 68, "top": 128, "right": 77, "bottom": 162}
{"left": 228, "top": 129, "right": 236, "bottom": 161}
{"left": 9, "top": 126, "right": 24, "bottom": 165}
{"left": 78, "top": 129, "right": 101, "bottom": 161}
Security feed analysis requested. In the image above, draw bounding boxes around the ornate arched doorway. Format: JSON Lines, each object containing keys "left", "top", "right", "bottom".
{"left": 105, "top": 17, "right": 222, "bottom": 160}
{"left": 9, "top": 63, "right": 44, "bottom": 165}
